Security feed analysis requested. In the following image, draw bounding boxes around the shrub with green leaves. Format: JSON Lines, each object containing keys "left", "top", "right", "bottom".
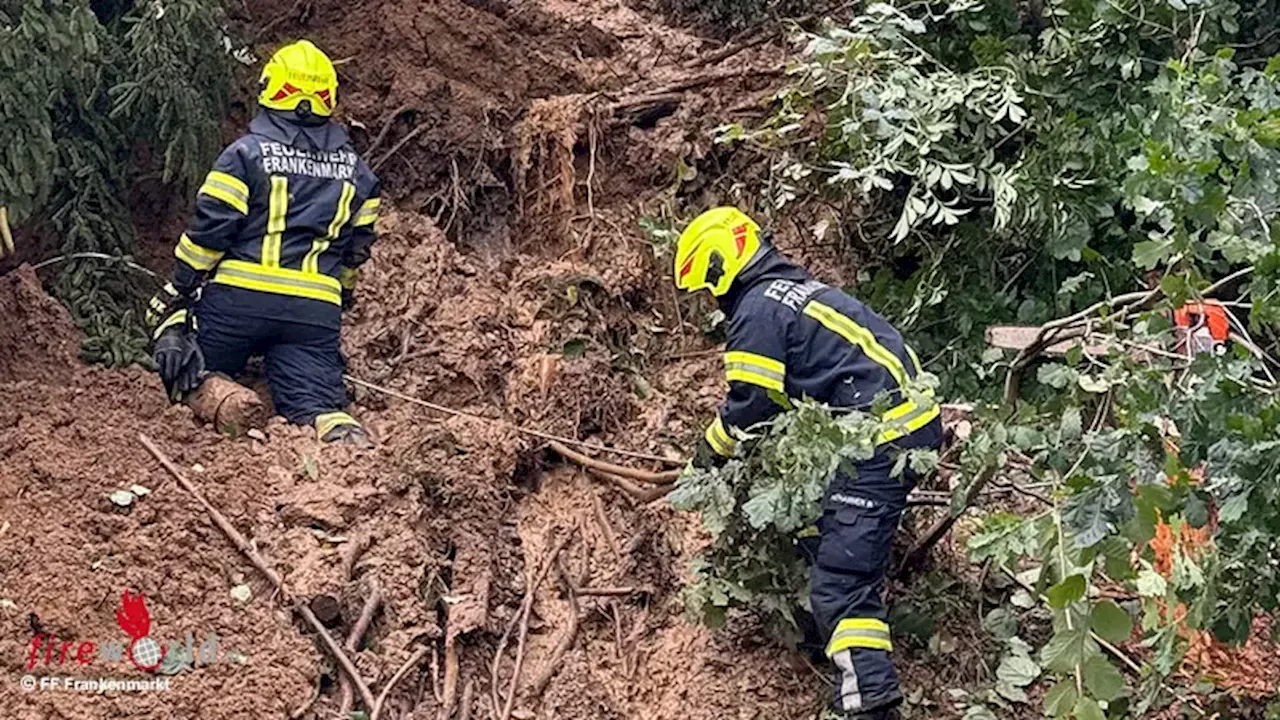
{"left": 672, "top": 394, "right": 939, "bottom": 635}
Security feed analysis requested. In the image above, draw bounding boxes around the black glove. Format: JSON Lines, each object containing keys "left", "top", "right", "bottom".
{"left": 153, "top": 325, "right": 205, "bottom": 398}
{"left": 341, "top": 287, "right": 356, "bottom": 311}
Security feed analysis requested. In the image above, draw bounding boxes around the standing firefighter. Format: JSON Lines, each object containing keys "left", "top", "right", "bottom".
{"left": 677, "top": 207, "right": 943, "bottom": 719}
{"left": 146, "top": 40, "right": 380, "bottom": 445}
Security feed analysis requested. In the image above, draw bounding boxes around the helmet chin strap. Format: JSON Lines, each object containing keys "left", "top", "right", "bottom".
{"left": 264, "top": 103, "right": 329, "bottom": 127}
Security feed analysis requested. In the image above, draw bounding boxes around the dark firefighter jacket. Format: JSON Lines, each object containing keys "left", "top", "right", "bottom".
{"left": 165, "top": 111, "right": 381, "bottom": 331}
{"left": 703, "top": 248, "right": 939, "bottom": 458}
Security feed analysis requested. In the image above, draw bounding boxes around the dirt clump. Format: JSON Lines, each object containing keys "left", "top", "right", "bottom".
{"left": 0, "top": 264, "right": 79, "bottom": 384}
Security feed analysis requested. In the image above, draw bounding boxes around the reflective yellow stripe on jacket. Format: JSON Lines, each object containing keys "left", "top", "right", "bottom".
{"left": 723, "top": 350, "right": 785, "bottom": 393}
{"left": 803, "top": 301, "right": 909, "bottom": 388}
{"left": 353, "top": 197, "right": 380, "bottom": 228}
{"left": 875, "top": 396, "right": 940, "bottom": 445}
{"left": 704, "top": 415, "right": 737, "bottom": 457}
{"left": 198, "top": 171, "right": 250, "bottom": 215}
{"left": 175, "top": 234, "right": 224, "bottom": 271}
{"left": 827, "top": 618, "right": 893, "bottom": 656}
{"left": 211, "top": 260, "right": 343, "bottom": 305}
{"left": 303, "top": 181, "right": 355, "bottom": 274}
{"left": 261, "top": 176, "right": 289, "bottom": 268}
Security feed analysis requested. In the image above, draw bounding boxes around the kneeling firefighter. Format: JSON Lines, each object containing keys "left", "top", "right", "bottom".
{"left": 147, "top": 40, "right": 380, "bottom": 445}
{"left": 677, "top": 207, "right": 943, "bottom": 719}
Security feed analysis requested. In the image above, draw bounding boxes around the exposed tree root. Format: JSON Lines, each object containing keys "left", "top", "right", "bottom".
{"left": 548, "top": 440, "right": 679, "bottom": 484}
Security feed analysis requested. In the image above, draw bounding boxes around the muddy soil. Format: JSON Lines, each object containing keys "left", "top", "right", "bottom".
{"left": 14, "top": 1, "right": 1271, "bottom": 719}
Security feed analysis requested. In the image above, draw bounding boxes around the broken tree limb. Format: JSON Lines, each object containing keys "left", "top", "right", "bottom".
{"left": 548, "top": 440, "right": 679, "bottom": 484}
{"left": 367, "top": 103, "right": 413, "bottom": 158}
{"left": 608, "top": 65, "right": 785, "bottom": 114}
{"left": 894, "top": 465, "right": 998, "bottom": 579}
{"left": 340, "top": 534, "right": 374, "bottom": 583}
{"left": 344, "top": 375, "right": 681, "bottom": 465}
{"left": 371, "top": 644, "right": 431, "bottom": 720}
{"left": 138, "top": 433, "right": 376, "bottom": 712}
{"left": 338, "top": 582, "right": 384, "bottom": 717}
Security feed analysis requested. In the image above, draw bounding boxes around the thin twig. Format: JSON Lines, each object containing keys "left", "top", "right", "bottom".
{"left": 344, "top": 375, "right": 680, "bottom": 465}
{"left": 495, "top": 529, "right": 576, "bottom": 720}
{"left": 373, "top": 124, "right": 429, "bottom": 172}
{"left": 548, "top": 441, "right": 679, "bottom": 484}
{"left": 590, "top": 489, "right": 623, "bottom": 563}
{"left": 372, "top": 645, "right": 431, "bottom": 720}
{"left": 367, "top": 104, "right": 412, "bottom": 157}
{"left": 138, "top": 434, "right": 376, "bottom": 711}
{"left": 27, "top": 252, "right": 161, "bottom": 279}
{"left": 338, "top": 582, "right": 384, "bottom": 716}
{"left": 688, "top": 31, "right": 778, "bottom": 68}
{"left": 575, "top": 586, "right": 649, "bottom": 598}
{"left": 587, "top": 468, "right": 673, "bottom": 504}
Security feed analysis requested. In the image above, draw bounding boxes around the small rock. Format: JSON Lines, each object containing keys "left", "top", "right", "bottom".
{"left": 108, "top": 490, "right": 136, "bottom": 507}
{"left": 247, "top": 429, "right": 267, "bottom": 442}
{"left": 230, "top": 584, "right": 252, "bottom": 603}
{"left": 192, "top": 463, "right": 205, "bottom": 473}
{"left": 0, "top": 598, "right": 16, "bottom": 611}
{"left": 130, "top": 484, "right": 151, "bottom": 497}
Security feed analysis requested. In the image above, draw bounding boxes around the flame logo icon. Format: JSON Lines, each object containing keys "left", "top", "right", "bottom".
{"left": 116, "top": 590, "right": 165, "bottom": 671}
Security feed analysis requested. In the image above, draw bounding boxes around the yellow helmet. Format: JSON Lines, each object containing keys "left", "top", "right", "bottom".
{"left": 674, "top": 207, "right": 763, "bottom": 296}
{"left": 258, "top": 40, "right": 338, "bottom": 117}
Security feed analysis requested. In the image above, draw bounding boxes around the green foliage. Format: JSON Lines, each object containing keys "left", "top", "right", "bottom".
{"left": 671, "top": 394, "right": 937, "bottom": 633}
{"left": 691, "top": 0, "right": 1280, "bottom": 714}
{"left": 0, "top": 0, "right": 235, "bottom": 365}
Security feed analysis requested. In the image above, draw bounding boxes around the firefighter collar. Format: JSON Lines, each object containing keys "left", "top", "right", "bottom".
{"left": 250, "top": 111, "right": 351, "bottom": 153}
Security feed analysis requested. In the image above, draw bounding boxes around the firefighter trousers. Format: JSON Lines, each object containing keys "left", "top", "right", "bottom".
{"left": 193, "top": 299, "right": 350, "bottom": 428}
{"left": 810, "top": 417, "right": 943, "bottom": 716}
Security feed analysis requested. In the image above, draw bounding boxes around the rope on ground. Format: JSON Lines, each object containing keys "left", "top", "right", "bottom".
{"left": 343, "top": 374, "right": 682, "bottom": 466}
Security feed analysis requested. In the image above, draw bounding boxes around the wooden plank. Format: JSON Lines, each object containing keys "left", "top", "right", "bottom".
{"left": 985, "top": 325, "right": 1109, "bottom": 356}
